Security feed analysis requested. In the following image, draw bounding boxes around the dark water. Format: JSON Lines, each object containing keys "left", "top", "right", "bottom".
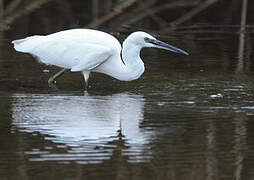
{"left": 1, "top": 1, "right": 254, "bottom": 180}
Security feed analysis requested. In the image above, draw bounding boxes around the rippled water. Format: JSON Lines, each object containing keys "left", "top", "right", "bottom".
{"left": 11, "top": 93, "right": 149, "bottom": 163}
{"left": 1, "top": 1, "right": 254, "bottom": 179}
{"left": 2, "top": 64, "right": 254, "bottom": 179}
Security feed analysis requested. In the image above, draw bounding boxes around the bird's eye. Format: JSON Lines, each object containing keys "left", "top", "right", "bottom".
{"left": 144, "top": 37, "right": 150, "bottom": 42}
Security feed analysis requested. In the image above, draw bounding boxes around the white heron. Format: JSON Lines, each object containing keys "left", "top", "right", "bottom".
{"left": 12, "top": 29, "right": 188, "bottom": 89}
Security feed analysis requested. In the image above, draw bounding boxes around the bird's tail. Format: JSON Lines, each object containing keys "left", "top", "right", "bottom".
{"left": 12, "top": 35, "right": 43, "bottom": 53}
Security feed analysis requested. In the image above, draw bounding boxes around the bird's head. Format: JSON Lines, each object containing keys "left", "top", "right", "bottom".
{"left": 126, "top": 31, "right": 189, "bottom": 55}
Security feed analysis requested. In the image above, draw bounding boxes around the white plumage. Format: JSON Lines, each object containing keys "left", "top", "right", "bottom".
{"left": 12, "top": 29, "right": 188, "bottom": 88}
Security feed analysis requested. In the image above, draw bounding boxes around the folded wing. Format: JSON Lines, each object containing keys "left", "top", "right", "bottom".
{"left": 12, "top": 35, "right": 113, "bottom": 72}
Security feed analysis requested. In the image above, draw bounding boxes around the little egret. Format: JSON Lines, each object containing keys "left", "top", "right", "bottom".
{"left": 12, "top": 29, "right": 188, "bottom": 89}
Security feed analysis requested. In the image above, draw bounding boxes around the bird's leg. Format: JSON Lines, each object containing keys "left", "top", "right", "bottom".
{"left": 48, "top": 68, "right": 67, "bottom": 84}
{"left": 82, "top": 71, "right": 91, "bottom": 90}
{"left": 85, "top": 79, "right": 90, "bottom": 90}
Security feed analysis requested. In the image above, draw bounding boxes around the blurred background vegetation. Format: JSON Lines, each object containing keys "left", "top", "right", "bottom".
{"left": 0, "top": 0, "right": 252, "bottom": 36}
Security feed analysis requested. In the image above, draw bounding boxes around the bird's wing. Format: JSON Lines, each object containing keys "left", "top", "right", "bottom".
{"left": 13, "top": 35, "right": 113, "bottom": 71}
{"left": 69, "top": 43, "right": 112, "bottom": 72}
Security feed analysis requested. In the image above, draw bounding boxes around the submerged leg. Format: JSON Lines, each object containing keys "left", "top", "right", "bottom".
{"left": 82, "top": 71, "right": 91, "bottom": 90}
{"left": 48, "top": 68, "right": 67, "bottom": 84}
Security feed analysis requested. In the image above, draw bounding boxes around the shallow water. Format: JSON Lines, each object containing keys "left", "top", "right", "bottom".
{"left": 1, "top": 1, "right": 254, "bottom": 180}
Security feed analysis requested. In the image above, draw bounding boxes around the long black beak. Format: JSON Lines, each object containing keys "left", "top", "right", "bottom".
{"left": 151, "top": 39, "right": 189, "bottom": 55}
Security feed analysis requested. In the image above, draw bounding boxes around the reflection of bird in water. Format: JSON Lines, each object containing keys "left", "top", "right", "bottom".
{"left": 11, "top": 93, "right": 151, "bottom": 163}
{"left": 12, "top": 93, "right": 147, "bottom": 145}
{"left": 12, "top": 29, "right": 188, "bottom": 89}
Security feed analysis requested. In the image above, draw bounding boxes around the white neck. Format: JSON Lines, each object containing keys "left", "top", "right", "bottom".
{"left": 94, "top": 38, "right": 145, "bottom": 81}
{"left": 117, "top": 41, "right": 145, "bottom": 81}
